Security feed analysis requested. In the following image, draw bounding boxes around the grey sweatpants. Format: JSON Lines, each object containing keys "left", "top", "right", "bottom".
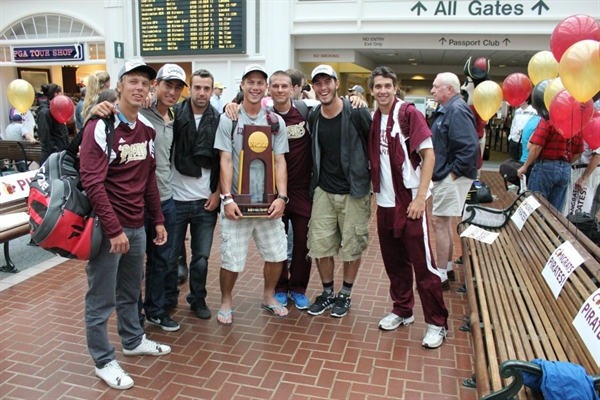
{"left": 85, "top": 227, "right": 146, "bottom": 366}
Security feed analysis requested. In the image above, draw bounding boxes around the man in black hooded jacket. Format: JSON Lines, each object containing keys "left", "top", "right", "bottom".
{"left": 168, "top": 69, "right": 221, "bottom": 320}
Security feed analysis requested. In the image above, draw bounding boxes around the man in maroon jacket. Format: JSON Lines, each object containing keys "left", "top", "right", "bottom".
{"left": 79, "top": 60, "right": 170, "bottom": 390}
{"left": 368, "top": 66, "right": 448, "bottom": 349}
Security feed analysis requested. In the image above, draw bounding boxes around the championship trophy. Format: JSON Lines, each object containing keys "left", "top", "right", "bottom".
{"left": 235, "top": 124, "right": 277, "bottom": 217}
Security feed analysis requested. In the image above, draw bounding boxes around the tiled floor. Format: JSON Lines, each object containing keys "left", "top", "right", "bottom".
{"left": 0, "top": 171, "right": 516, "bottom": 400}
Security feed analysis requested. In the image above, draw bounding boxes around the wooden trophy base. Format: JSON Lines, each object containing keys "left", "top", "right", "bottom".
{"left": 235, "top": 194, "right": 277, "bottom": 218}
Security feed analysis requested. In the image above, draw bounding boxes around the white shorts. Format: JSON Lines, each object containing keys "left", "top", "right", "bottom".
{"left": 219, "top": 215, "right": 287, "bottom": 273}
{"left": 432, "top": 174, "right": 474, "bottom": 217}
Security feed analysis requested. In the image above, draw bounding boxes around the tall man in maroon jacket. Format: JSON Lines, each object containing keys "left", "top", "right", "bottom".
{"left": 79, "top": 60, "right": 171, "bottom": 390}
{"left": 368, "top": 66, "right": 448, "bottom": 349}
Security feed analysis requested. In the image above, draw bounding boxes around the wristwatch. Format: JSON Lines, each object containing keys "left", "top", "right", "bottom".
{"left": 276, "top": 194, "right": 289, "bottom": 204}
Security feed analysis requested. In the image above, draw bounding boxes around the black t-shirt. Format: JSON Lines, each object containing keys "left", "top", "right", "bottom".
{"left": 317, "top": 112, "right": 350, "bottom": 194}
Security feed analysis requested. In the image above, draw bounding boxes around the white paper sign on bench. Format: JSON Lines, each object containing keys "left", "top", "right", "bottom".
{"left": 572, "top": 288, "right": 600, "bottom": 368}
{"left": 511, "top": 195, "right": 541, "bottom": 231}
{"left": 0, "top": 170, "right": 37, "bottom": 203}
{"left": 565, "top": 184, "right": 595, "bottom": 216}
{"left": 542, "top": 241, "right": 585, "bottom": 299}
{"left": 459, "top": 225, "right": 499, "bottom": 244}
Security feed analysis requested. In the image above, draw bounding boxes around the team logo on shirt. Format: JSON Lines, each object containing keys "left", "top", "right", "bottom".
{"left": 380, "top": 128, "right": 389, "bottom": 155}
{"left": 287, "top": 121, "right": 306, "bottom": 139}
{"left": 119, "top": 141, "right": 148, "bottom": 163}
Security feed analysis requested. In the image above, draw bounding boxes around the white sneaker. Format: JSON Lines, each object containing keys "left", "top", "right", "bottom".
{"left": 95, "top": 360, "right": 134, "bottom": 390}
{"left": 422, "top": 324, "right": 447, "bottom": 349}
{"left": 123, "top": 334, "right": 171, "bottom": 356}
{"left": 379, "top": 313, "right": 415, "bottom": 331}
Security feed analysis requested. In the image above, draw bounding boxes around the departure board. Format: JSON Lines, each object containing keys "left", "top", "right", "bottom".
{"left": 139, "top": 0, "right": 245, "bottom": 56}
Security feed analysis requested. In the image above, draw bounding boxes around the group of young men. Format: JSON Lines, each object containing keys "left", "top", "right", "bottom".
{"left": 80, "top": 59, "right": 480, "bottom": 390}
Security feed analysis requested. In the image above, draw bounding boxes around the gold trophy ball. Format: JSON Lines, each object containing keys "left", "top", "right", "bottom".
{"left": 248, "top": 131, "right": 269, "bottom": 153}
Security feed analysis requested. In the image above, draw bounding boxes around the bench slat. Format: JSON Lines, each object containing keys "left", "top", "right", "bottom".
{"left": 459, "top": 192, "right": 600, "bottom": 399}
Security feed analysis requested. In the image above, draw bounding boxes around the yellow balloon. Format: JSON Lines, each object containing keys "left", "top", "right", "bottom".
{"left": 559, "top": 39, "right": 600, "bottom": 103}
{"left": 7, "top": 79, "right": 35, "bottom": 114}
{"left": 473, "top": 81, "right": 503, "bottom": 121}
{"left": 528, "top": 51, "right": 559, "bottom": 85}
{"left": 544, "top": 78, "right": 565, "bottom": 111}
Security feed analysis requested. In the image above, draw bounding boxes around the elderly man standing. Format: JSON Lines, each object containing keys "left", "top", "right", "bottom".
{"left": 210, "top": 82, "right": 226, "bottom": 113}
{"left": 429, "top": 72, "right": 479, "bottom": 290}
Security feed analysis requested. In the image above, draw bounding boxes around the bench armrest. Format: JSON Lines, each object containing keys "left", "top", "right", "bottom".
{"left": 483, "top": 360, "right": 600, "bottom": 399}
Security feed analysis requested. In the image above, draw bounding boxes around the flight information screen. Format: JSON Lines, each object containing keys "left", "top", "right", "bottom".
{"left": 139, "top": 0, "right": 245, "bottom": 56}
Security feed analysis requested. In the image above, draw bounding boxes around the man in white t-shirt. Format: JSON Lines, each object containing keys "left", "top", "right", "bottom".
{"left": 507, "top": 100, "right": 537, "bottom": 161}
{"left": 367, "top": 66, "right": 448, "bottom": 349}
{"left": 4, "top": 114, "right": 36, "bottom": 172}
{"left": 4, "top": 114, "right": 35, "bottom": 142}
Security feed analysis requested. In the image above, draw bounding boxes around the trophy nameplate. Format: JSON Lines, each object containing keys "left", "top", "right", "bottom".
{"left": 236, "top": 125, "right": 276, "bottom": 217}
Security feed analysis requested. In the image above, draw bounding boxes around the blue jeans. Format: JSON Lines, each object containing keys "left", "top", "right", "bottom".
{"left": 169, "top": 199, "right": 218, "bottom": 308}
{"left": 143, "top": 198, "right": 176, "bottom": 317}
{"left": 529, "top": 160, "right": 570, "bottom": 211}
{"left": 85, "top": 227, "right": 146, "bottom": 366}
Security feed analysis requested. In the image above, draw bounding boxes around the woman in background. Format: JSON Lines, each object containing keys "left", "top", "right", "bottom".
{"left": 37, "top": 83, "right": 69, "bottom": 164}
{"left": 82, "top": 71, "right": 110, "bottom": 120}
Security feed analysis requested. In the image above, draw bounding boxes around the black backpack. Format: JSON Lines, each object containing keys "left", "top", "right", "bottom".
{"left": 28, "top": 117, "right": 114, "bottom": 260}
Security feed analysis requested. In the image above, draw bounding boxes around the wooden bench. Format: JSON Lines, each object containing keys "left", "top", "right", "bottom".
{"left": 0, "top": 140, "right": 41, "bottom": 175}
{"left": 0, "top": 171, "right": 36, "bottom": 273}
{"left": 458, "top": 191, "right": 600, "bottom": 399}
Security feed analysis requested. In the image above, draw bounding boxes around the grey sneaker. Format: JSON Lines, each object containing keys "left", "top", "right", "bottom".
{"left": 95, "top": 360, "right": 134, "bottom": 390}
{"left": 422, "top": 324, "right": 447, "bottom": 349}
{"left": 330, "top": 292, "right": 351, "bottom": 318}
{"left": 378, "top": 313, "right": 415, "bottom": 331}
{"left": 307, "top": 291, "right": 335, "bottom": 316}
{"left": 123, "top": 334, "right": 171, "bottom": 356}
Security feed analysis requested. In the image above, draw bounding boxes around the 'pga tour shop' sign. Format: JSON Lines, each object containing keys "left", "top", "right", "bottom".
{"left": 13, "top": 44, "right": 84, "bottom": 63}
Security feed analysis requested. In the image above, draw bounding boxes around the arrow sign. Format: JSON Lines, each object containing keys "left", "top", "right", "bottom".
{"left": 411, "top": 1, "right": 427, "bottom": 16}
{"left": 439, "top": 37, "right": 447, "bottom": 45}
{"left": 531, "top": 0, "right": 549, "bottom": 15}
{"left": 503, "top": 38, "right": 511, "bottom": 46}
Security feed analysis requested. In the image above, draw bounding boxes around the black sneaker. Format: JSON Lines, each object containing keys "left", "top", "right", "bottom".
{"left": 331, "top": 292, "right": 352, "bottom": 318}
{"left": 146, "top": 314, "right": 180, "bottom": 332}
{"left": 307, "top": 291, "right": 335, "bottom": 316}
{"left": 447, "top": 270, "right": 456, "bottom": 281}
{"left": 191, "top": 299, "right": 211, "bottom": 320}
{"left": 442, "top": 279, "right": 450, "bottom": 291}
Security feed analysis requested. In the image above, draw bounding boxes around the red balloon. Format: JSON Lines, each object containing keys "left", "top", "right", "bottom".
{"left": 502, "top": 73, "right": 532, "bottom": 107}
{"left": 549, "top": 90, "right": 594, "bottom": 139}
{"left": 550, "top": 14, "right": 600, "bottom": 62}
{"left": 50, "top": 95, "right": 75, "bottom": 124}
{"left": 474, "top": 57, "right": 489, "bottom": 73}
{"left": 582, "top": 111, "right": 600, "bottom": 150}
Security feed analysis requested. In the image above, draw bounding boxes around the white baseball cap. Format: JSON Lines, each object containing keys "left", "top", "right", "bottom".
{"left": 242, "top": 64, "right": 268, "bottom": 80}
{"left": 311, "top": 65, "right": 338, "bottom": 80}
{"left": 118, "top": 60, "right": 157, "bottom": 81}
{"left": 156, "top": 64, "right": 188, "bottom": 87}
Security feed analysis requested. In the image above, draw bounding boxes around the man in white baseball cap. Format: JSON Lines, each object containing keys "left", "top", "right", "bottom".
{"left": 139, "top": 63, "right": 187, "bottom": 333}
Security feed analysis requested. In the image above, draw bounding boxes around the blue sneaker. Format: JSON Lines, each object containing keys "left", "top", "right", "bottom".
{"left": 274, "top": 292, "right": 288, "bottom": 307}
{"left": 289, "top": 291, "right": 310, "bottom": 310}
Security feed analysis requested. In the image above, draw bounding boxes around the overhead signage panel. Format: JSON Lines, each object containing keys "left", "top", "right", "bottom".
{"left": 139, "top": 0, "right": 245, "bottom": 56}
{"left": 13, "top": 44, "right": 84, "bottom": 63}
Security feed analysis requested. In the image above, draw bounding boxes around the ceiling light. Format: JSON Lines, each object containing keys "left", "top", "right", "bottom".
{"left": 499, "top": 64, "right": 506, "bottom": 67}
{"left": 411, "top": 75, "right": 426, "bottom": 80}
{"left": 411, "top": 62, "right": 418, "bottom": 66}
{"left": 408, "top": 58, "right": 415, "bottom": 61}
